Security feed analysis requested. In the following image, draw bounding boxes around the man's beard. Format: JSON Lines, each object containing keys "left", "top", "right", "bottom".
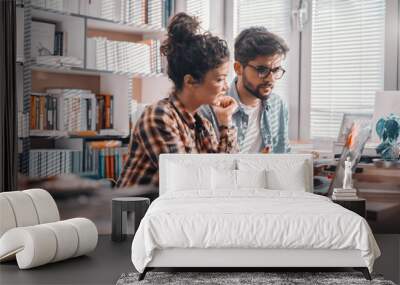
{"left": 242, "top": 72, "right": 273, "bottom": 101}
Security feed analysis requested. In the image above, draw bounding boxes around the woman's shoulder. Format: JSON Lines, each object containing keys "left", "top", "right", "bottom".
{"left": 143, "top": 97, "right": 172, "bottom": 115}
{"left": 139, "top": 97, "right": 177, "bottom": 127}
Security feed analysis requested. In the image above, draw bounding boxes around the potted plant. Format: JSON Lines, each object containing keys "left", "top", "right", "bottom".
{"left": 375, "top": 113, "right": 400, "bottom": 166}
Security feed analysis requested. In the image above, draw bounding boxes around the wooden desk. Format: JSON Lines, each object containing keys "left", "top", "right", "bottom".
{"left": 353, "top": 164, "right": 400, "bottom": 234}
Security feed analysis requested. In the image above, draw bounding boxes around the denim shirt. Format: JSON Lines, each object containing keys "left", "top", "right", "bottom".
{"left": 199, "top": 79, "right": 290, "bottom": 153}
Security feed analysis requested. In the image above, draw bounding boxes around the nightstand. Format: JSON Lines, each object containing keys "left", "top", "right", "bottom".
{"left": 332, "top": 198, "right": 366, "bottom": 218}
{"left": 111, "top": 197, "right": 150, "bottom": 242}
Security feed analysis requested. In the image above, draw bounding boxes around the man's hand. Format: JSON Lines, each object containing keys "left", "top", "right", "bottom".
{"left": 211, "top": 96, "right": 238, "bottom": 127}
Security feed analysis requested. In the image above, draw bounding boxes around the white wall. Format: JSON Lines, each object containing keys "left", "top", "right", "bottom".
{"left": 141, "top": 76, "right": 173, "bottom": 104}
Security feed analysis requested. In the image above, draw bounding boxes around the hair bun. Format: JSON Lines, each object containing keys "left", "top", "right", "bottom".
{"left": 167, "top": 13, "right": 200, "bottom": 43}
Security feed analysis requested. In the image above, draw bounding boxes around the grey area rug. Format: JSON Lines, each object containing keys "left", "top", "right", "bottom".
{"left": 116, "top": 272, "right": 396, "bottom": 285}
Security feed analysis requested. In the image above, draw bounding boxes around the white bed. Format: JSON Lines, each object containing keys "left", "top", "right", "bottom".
{"left": 131, "top": 154, "right": 380, "bottom": 280}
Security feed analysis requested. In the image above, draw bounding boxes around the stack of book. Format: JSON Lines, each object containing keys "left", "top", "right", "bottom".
{"left": 332, "top": 188, "right": 358, "bottom": 200}
{"left": 87, "top": 37, "right": 160, "bottom": 74}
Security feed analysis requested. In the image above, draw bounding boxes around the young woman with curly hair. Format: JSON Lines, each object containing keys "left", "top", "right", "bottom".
{"left": 117, "top": 13, "right": 238, "bottom": 188}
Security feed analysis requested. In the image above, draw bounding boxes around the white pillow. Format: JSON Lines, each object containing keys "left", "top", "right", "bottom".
{"left": 167, "top": 162, "right": 212, "bottom": 191}
{"left": 266, "top": 166, "right": 306, "bottom": 191}
{"left": 236, "top": 169, "right": 268, "bottom": 189}
{"left": 237, "top": 159, "right": 308, "bottom": 192}
{"left": 212, "top": 168, "right": 237, "bottom": 190}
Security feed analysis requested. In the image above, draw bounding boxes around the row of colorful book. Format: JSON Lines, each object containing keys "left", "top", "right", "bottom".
{"left": 29, "top": 141, "right": 129, "bottom": 181}
{"left": 84, "top": 141, "right": 129, "bottom": 181}
{"left": 87, "top": 37, "right": 161, "bottom": 74}
{"left": 30, "top": 89, "right": 114, "bottom": 132}
{"left": 31, "top": 0, "right": 173, "bottom": 28}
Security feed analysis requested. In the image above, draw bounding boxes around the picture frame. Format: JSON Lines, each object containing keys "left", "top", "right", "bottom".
{"left": 337, "top": 113, "right": 373, "bottom": 143}
{"left": 329, "top": 119, "right": 373, "bottom": 195}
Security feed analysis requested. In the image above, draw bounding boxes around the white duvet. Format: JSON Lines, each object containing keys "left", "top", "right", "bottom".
{"left": 131, "top": 190, "right": 380, "bottom": 273}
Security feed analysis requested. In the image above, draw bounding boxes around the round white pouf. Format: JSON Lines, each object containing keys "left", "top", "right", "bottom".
{"left": 0, "top": 218, "right": 98, "bottom": 269}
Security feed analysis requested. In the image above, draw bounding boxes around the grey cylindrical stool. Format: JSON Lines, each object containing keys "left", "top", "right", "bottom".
{"left": 111, "top": 197, "right": 150, "bottom": 242}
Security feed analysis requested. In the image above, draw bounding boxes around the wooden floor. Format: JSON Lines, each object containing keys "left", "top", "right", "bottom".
{"left": 0, "top": 235, "right": 134, "bottom": 285}
{"left": 1, "top": 235, "right": 398, "bottom": 285}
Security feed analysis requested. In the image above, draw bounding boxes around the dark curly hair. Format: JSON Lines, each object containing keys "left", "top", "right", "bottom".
{"left": 160, "top": 13, "right": 230, "bottom": 91}
{"left": 234, "top": 26, "right": 289, "bottom": 66}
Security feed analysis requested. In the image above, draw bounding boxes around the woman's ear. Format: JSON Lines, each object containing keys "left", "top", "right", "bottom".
{"left": 183, "top": 74, "right": 197, "bottom": 89}
{"left": 234, "top": 61, "right": 243, "bottom": 76}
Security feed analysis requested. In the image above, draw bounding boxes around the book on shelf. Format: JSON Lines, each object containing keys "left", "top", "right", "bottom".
{"left": 29, "top": 149, "right": 83, "bottom": 177}
{"left": 95, "top": 94, "right": 114, "bottom": 130}
{"left": 32, "top": 0, "right": 63, "bottom": 11}
{"left": 86, "top": 1, "right": 169, "bottom": 27}
{"left": 140, "top": 39, "right": 162, "bottom": 73}
{"left": 32, "top": 0, "right": 80, "bottom": 13}
{"left": 85, "top": 140, "right": 129, "bottom": 181}
{"left": 54, "top": 31, "right": 68, "bottom": 56}
{"left": 45, "top": 89, "right": 97, "bottom": 132}
{"left": 30, "top": 92, "right": 58, "bottom": 131}
{"left": 47, "top": 138, "right": 129, "bottom": 180}
{"left": 87, "top": 37, "right": 157, "bottom": 74}
{"left": 32, "top": 0, "right": 172, "bottom": 28}
{"left": 148, "top": 0, "right": 163, "bottom": 27}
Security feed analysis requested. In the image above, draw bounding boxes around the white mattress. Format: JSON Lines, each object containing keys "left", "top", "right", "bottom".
{"left": 131, "top": 190, "right": 380, "bottom": 273}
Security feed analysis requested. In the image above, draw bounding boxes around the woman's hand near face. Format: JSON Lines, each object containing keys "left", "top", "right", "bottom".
{"left": 212, "top": 96, "right": 238, "bottom": 127}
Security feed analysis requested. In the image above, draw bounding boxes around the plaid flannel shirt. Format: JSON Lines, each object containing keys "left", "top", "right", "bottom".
{"left": 117, "top": 95, "right": 238, "bottom": 187}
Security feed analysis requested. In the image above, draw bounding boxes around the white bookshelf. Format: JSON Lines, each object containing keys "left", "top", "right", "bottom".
{"left": 18, "top": 0, "right": 174, "bottom": 177}
{"left": 30, "top": 5, "right": 166, "bottom": 33}
{"left": 31, "top": 63, "right": 167, "bottom": 78}
{"left": 87, "top": 16, "right": 165, "bottom": 35}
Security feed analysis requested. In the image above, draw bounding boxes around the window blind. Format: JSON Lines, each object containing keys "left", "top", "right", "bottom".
{"left": 186, "top": 0, "right": 210, "bottom": 31}
{"left": 310, "top": 0, "right": 385, "bottom": 138}
{"left": 233, "top": 0, "right": 292, "bottom": 102}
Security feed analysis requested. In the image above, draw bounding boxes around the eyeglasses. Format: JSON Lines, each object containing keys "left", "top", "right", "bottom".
{"left": 246, "top": 63, "right": 286, "bottom": 79}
